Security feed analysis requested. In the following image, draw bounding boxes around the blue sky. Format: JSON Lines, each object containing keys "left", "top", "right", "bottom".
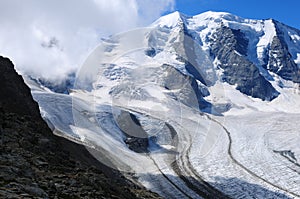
{"left": 171, "top": 0, "right": 300, "bottom": 29}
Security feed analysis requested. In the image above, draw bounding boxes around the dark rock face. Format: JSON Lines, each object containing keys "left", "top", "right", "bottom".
{"left": 231, "top": 29, "right": 249, "bottom": 56}
{"left": 266, "top": 21, "right": 300, "bottom": 83}
{"left": 125, "top": 137, "right": 149, "bottom": 153}
{"left": 181, "top": 24, "right": 208, "bottom": 86}
{"left": 210, "top": 26, "right": 279, "bottom": 101}
{"left": 0, "top": 56, "right": 160, "bottom": 199}
{"left": 0, "top": 57, "right": 41, "bottom": 118}
{"left": 145, "top": 47, "right": 157, "bottom": 57}
{"left": 161, "top": 64, "right": 211, "bottom": 110}
{"left": 115, "top": 110, "right": 149, "bottom": 153}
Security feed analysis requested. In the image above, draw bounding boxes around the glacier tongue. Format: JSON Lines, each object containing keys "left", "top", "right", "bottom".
{"left": 25, "top": 11, "right": 300, "bottom": 198}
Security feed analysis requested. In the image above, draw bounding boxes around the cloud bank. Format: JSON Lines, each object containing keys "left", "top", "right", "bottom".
{"left": 0, "top": 0, "right": 174, "bottom": 80}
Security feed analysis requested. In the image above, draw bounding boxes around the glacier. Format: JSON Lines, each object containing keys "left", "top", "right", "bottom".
{"left": 24, "top": 11, "right": 300, "bottom": 198}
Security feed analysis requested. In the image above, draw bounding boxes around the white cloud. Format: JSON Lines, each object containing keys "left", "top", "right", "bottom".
{"left": 0, "top": 0, "right": 174, "bottom": 80}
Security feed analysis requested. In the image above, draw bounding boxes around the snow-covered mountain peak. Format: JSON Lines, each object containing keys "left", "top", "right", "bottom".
{"left": 193, "top": 11, "right": 244, "bottom": 22}
{"left": 151, "top": 11, "right": 187, "bottom": 28}
{"left": 27, "top": 11, "right": 300, "bottom": 102}
{"left": 152, "top": 11, "right": 245, "bottom": 28}
{"left": 25, "top": 10, "right": 300, "bottom": 199}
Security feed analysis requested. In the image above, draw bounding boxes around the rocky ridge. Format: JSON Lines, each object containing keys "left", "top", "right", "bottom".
{"left": 0, "top": 56, "right": 160, "bottom": 199}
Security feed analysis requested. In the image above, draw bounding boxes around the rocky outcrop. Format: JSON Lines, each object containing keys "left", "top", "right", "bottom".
{"left": 115, "top": 110, "right": 149, "bottom": 153}
{"left": 0, "top": 56, "right": 160, "bottom": 199}
{"left": 0, "top": 57, "right": 41, "bottom": 118}
{"left": 161, "top": 64, "right": 210, "bottom": 110}
{"left": 210, "top": 26, "right": 279, "bottom": 101}
{"left": 266, "top": 20, "right": 300, "bottom": 83}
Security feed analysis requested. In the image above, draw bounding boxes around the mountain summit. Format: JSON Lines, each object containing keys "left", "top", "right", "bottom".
{"left": 151, "top": 11, "right": 300, "bottom": 101}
